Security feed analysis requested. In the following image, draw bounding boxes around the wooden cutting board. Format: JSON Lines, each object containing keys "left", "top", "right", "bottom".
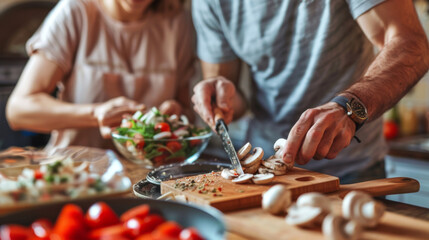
{"left": 160, "top": 167, "right": 340, "bottom": 211}
{"left": 225, "top": 177, "right": 423, "bottom": 240}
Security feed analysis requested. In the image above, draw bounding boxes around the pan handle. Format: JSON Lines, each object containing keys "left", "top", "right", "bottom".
{"left": 329, "top": 177, "right": 420, "bottom": 199}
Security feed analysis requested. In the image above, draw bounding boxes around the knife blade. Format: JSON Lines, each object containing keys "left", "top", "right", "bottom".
{"left": 214, "top": 108, "right": 244, "bottom": 175}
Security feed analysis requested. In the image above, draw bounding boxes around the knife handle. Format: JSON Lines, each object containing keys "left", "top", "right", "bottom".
{"left": 214, "top": 107, "right": 224, "bottom": 122}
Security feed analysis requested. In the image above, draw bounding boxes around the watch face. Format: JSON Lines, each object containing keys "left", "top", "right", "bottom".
{"left": 350, "top": 99, "right": 368, "bottom": 120}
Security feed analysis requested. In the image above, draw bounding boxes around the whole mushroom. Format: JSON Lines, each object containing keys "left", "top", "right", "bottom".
{"left": 285, "top": 192, "right": 332, "bottom": 227}
{"left": 322, "top": 214, "right": 363, "bottom": 240}
{"left": 262, "top": 185, "right": 292, "bottom": 215}
{"left": 342, "top": 191, "right": 385, "bottom": 228}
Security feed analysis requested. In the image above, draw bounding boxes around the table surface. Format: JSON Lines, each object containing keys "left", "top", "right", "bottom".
{"left": 119, "top": 156, "right": 429, "bottom": 240}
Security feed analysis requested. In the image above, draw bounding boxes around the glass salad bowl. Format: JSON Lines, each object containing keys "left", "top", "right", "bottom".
{"left": 111, "top": 108, "right": 213, "bottom": 169}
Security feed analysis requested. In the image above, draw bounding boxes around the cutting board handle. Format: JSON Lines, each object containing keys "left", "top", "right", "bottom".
{"left": 330, "top": 177, "right": 420, "bottom": 199}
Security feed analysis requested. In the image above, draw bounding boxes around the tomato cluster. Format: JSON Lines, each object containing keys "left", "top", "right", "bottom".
{"left": 0, "top": 202, "right": 204, "bottom": 240}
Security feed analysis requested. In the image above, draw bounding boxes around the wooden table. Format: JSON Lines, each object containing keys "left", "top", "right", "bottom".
{"left": 120, "top": 157, "right": 429, "bottom": 240}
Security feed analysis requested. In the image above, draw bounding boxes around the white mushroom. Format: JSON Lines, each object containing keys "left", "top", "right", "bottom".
{"left": 297, "top": 192, "right": 332, "bottom": 213}
{"left": 262, "top": 184, "right": 292, "bottom": 214}
{"left": 243, "top": 161, "right": 260, "bottom": 174}
{"left": 285, "top": 204, "right": 324, "bottom": 228}
{"left": 274, "top": 138, "right": 287, "bottom": 152}
{"left": 231, "top": 173, "right": 254, "bottom": 184}
{"left": 221, "top": 169, "right": 238, "bottom": 180}
{"left": 322, "top": 214, "right": 362, "bottom": 240}
{"left": 252, "top": 173, "right": 274, "bottom": 184}
{"left": 261, "top": 157, "right": 288, "bottom": 173}
{"left": 241, "top": 147, "right": 264, "bottom": 167}
{"left": 237, "top": 142, "right": 252, "bottom": 160}
{"left": 342, "top": 191, "right": 385, "bottom": 228}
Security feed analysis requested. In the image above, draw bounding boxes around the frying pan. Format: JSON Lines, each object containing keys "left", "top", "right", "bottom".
{"left": 0, "top": 197, "right": 226, "bottom": 240}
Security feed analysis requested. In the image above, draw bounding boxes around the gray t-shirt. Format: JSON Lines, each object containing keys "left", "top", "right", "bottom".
{"left": 192, "top": 0, "right": 388, "bottom": 177}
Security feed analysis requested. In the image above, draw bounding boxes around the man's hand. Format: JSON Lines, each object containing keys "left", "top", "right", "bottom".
{"left": 93, "top": 97, "right": 145, "bottom": 138}
{"left": 278, "top": 102, "right": 357, "bottom": 165}
{"left": 192, "top": 76, "right": 236, "bottom": 130}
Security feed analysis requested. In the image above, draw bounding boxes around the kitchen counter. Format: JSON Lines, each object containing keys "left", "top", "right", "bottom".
{"left": 119, "top": 156, "right": 429, "bottom": 240}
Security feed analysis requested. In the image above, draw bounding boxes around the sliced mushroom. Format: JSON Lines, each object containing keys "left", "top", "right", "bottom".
{"left": 322, "top": 214, "right": 362, "bottom": 240}
{"left": 297, "top": 192, "right": 332, "bottom": 213}
{"left": 241, "top": 147, "right": 264, "bottom": 167}
{"left": 342, "top": 191, "right": 385, "bottom": 228}
{"left": 231, "top": 173, "right": 254, "bottom": 184}
{"left": 153, "top": 131, "right": 172, "bottom": 140}
{"left": 221, "top": 169, "right": 238, "bottom": 180}
{"left": 258, "top": 167, "right": 274, "bottom": 174}
{"left": 237, "top": 142, "right": 252, "bottom": 160}
{"left": 262, "top": 184, "right": 291, "bottom": 215}
{"left": 252, "top": 173, "right": 274, "bottom": 184}
{"left": 285, "top": 204, "right": 324, "bottom": 228}
{"left": 243, "top": 162, "right": 260, "bottom": 174}
{"left": 261, "top": 157, "right": 287, "bottom": 172}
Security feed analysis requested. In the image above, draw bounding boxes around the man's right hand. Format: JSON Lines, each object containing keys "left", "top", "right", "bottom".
{"left": 192, "top": 76, "right": 236, "bottom": 130}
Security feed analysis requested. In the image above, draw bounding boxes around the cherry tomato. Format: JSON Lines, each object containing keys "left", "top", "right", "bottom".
{"left": 179, "top": 227, "right": 204, "bottom": 240}
{"left": 384, "top": 121, "right": 399, "bottom": 140}
{"left": 189, "top": 139, "right": 201, "bottom": 147}
{"left": 120, "top": 204, "right": 150, "bottom": 222}
{"left": 85, "top": 202, "right": 120, "bottom": 229}
{"left": 166, "top": 141, "right": 182, "bottom": 152}
{"left": 87, "top": 224, "right": 131, "bottom": 240}
{"left": 34, "top": 170, "right": 44, "bottom": 180}
{"left": 136, "top": 141, "right": 145, "bottom": 150}
{"left": 152, "top": 221, "right": 182, "bottom": 239}
{"left": 135, "top": 234, "right": 158, "bottom": 240}
{"left": 31, "top": 219, "right": 52, "bottom": 239}
{"left": 52, "top": 204, "right": 87, "bottom": 240}
{"left": 155, "top": 122, "right": 170, "bottom": 132}
{"left": 153, "top": 154, "right": 168, "bottom": 166}
{"left": 124, "top": 215, "right": 165, "bottom": 237}
{"left": 0, "top": 224, "right": 32, "bottom": 240}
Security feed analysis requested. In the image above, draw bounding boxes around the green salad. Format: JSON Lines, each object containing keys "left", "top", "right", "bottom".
{"left": 113, "top": 107, "right": 211, "bottom": 166}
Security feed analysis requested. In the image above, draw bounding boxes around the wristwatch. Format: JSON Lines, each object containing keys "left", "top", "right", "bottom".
{"left": 331, "top": 95, "right": 368, "bottom": 131}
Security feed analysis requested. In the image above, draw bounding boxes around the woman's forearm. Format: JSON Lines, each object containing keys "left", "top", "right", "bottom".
{"left": 6, "top": 93, "right": 99, "bottom": 133}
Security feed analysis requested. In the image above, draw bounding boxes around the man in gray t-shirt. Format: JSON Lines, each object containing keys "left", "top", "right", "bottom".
{"left": 191, "top": 0, "right": 429, "bottom": 182}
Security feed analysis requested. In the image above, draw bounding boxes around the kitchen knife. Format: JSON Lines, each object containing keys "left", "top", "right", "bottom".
{"left": 214, "top": 108, "right": 244, "bottom": 175}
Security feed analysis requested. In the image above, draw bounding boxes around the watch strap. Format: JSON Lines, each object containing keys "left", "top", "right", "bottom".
{"left": 330, "top": 96, "right": 365, "bottom": 132}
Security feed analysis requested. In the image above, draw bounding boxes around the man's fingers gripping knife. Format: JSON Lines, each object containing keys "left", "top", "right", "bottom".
{"left": 192, "top": 83, "right": 216, "bottom": 128}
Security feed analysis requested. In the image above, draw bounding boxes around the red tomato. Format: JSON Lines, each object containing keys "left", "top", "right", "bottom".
{"left": 0, "top": 224, "right": 32, "bottom": 240}
{"left": 155, "top": 122, "right": 171, "bottom": 132}
{"left": 85, "top": 202, "right": 120, "bottom": 229}
{"left": 52, "top": 204, "right": 87, "bottom": 240}
{"left": 120, "top": 204, "right": 150, "bottom": 222}
{"left": 166, "top": 141, "right": 182, "bottom": 152}
{"left": 87, "top": 224, "right": 131, "bottom": 240}
{"left": 31, "top": 219, "right": 52, "bottom": 240}
{"left": 152, "top": 221, "right": 182, "bottom": 239}
{"left": 124, "top": 215, "right": 165, "bottom": 237}
{"left": 135, "top": 233, "right": 158, "bottom": 240}
{"left": 153, "top": 154, "right": 168, "bottom": 166}
{"left": 136, "top": 141, "right": 145, "bottom": 150}
{"left": 189, "top": 139, "right": 201, "bottom": 147}
{"left": 179, "top": 227, "right": 204, "bottom": 240}
{"left": 34, "top": 170, "right": 44, "bottom": 180}
{"left": 384, "top": 121, "right": 399, "bottom": 140}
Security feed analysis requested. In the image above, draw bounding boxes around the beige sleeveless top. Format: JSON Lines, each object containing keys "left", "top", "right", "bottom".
{"left": 26, "top": 0, "right": 196, "bottom": 150}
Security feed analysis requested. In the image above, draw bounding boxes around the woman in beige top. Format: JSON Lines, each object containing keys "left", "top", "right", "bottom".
{"left": 6, "top": 0, "right": 195, "bottom": 150}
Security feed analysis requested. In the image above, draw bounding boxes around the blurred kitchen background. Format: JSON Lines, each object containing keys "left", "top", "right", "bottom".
{"left": 0, "top": 0, "right": 429, "bottom": 207}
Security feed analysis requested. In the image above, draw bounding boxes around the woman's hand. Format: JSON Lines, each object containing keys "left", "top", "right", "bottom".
{"left": 159, "top": 99, "right": 182, "bottom": 117}
{"left": 93, "top": 97, "right": 145, "bottom": 138}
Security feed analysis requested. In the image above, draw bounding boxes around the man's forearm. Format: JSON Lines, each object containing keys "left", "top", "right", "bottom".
{"left": 342, "top": 33, "right": 429, "bottom": 121}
